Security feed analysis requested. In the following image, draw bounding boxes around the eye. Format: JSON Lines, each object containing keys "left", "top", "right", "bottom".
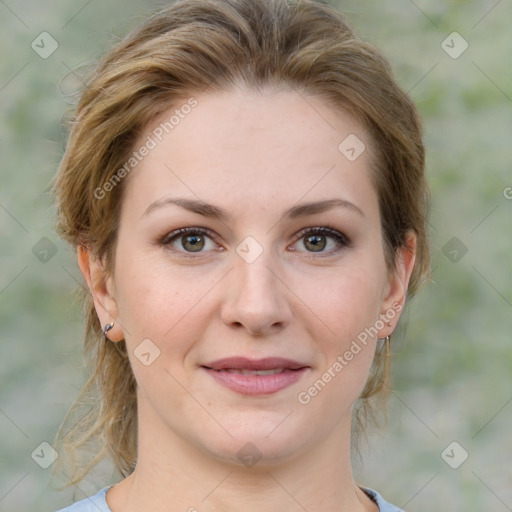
{"left": 291, "top": 226, "right": 351, "bottom": 255}
{"left": 159, "top": 225, "right": 350, "bottom": 258}
{"left": 160, "top": 227, "right": 220, "bottom": 256}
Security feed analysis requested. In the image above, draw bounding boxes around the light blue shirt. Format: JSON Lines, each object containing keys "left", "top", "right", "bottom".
{"left": 56, "top": 485, "right": 404, "bottom": 511}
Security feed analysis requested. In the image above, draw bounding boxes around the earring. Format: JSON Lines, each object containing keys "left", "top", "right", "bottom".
{"left": 103, "top": 321, "right": 115, "bottom": 338}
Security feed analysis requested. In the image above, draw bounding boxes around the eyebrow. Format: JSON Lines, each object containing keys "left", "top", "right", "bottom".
{"left": 142, "top": 196, "right": 364, "bottom": 220}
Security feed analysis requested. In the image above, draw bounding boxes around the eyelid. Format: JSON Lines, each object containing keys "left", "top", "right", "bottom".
{"left": 159, "top": 226, "right": 223, "bottom": 259}
{"left": 293, "top": 225, "right": 351, "bottom": 245}
{"left": 159, "top": 225, "right": 351, "bottom": 257}
{"left": 160, "top": 226, "right": 218, "bottom": 246}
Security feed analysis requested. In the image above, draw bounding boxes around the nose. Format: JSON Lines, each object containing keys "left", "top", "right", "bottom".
{"left": 220, "top": 244, "right": 292, "bottom": 336}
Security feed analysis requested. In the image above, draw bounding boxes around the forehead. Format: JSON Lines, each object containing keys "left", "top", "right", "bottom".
{"left": 122, "top": 87, "right": 378, "bottom": 223}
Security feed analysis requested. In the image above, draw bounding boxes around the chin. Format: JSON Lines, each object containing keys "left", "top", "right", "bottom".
{"left": 195, "top": 411, "right": 316, "bottom": 469}
{"left": 207, "top": 438, "right": 305, "bottom": 470}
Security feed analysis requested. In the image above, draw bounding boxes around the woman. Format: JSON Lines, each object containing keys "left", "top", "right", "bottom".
{"left": 52, "top": 0, "right": 430, "bottom": 510}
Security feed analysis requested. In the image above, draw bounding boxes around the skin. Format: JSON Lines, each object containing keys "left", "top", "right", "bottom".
{"left": 78, "top": 86, "right": 416, "bottom": 512}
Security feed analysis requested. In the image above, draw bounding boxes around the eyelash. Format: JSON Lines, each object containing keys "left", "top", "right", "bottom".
{"left": 159, "top": 226, "right": 351, "bottom": 258}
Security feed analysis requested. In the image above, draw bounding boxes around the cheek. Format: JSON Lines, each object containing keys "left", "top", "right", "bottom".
{"left": 116, "top": 270, "right": 169, "bottom": 336}
{"left": 113, "top": 249, "right": 221, "bottom": 364}
{"left": 321, "top": 265, "right": 386, "bottom": 336}
{"left": 113, "top": 255, "right": 213, "bottom": 405}
{"left": 113, "top": 250, "right": 181, "bottom": 335}
{"left": 299, "top": 273, "right": 382, "bottom": 412}
{"left": 306, "top": 264, "right": 386, "bottom": 393}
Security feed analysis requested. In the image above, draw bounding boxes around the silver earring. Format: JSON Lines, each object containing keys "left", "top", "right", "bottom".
{"left": 103, "top": 321, "right": 115, "bottom": 338}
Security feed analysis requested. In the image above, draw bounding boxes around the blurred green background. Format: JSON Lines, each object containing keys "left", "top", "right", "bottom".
{"left": 0, "top": 1, "right": 510, "bottom": 511}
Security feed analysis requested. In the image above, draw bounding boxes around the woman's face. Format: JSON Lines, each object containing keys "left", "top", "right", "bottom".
{"left": 83, "top": 87, "right": 414, "bottom": 467}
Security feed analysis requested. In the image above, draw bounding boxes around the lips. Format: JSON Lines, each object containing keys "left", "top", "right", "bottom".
{"left": 201, "top": 357, "right": 310, "bottom": 396}
{"left": 203, "top": 357, "right": 307, "bottom": 371}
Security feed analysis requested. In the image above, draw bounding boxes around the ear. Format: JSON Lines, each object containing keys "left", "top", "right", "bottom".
{"left": 77, "top": 245, "right": 125, "bottom": 342}
{"left": 378, "top": 231, "right": 417, "bottom": 338}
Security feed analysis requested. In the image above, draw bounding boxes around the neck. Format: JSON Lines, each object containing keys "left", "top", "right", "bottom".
{"left": 107, "top": 402, "right": 375, "bottom": 512}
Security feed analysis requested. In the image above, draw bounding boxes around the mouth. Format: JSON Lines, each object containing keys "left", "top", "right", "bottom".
{"left": 213, "top": 368, "right": 289, "bottom": 376}
{"left": 201, "top": 357, "right": 310, "bottom": 396}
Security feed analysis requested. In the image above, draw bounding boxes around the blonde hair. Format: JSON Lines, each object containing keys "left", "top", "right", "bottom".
{"left": 52, "top": 0, "right": 429, "bottom": 485}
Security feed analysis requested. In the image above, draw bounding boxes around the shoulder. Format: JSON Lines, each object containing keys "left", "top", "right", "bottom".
{"left": 361, "top": 486, "right": 405, "bottom": 512}
{"left": 55, "top": 485, "right": 401, "bottom": 512}
{"left": 55, "top": 486, "right": 112, "bottom": 512}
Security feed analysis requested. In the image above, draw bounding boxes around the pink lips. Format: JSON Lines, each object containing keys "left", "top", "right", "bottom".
{"left": 202, "top": 357, "right": 309, "bottom": 396}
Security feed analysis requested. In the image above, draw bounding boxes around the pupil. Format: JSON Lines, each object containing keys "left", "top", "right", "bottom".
{"left": 183, "top": 235, "right": 204, "bottom": 252}
{"left": 305, "top": 234, "right": 325, "bottom": 252}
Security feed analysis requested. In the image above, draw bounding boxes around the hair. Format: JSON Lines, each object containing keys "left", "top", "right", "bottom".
{"left": 52, "top": 0, "right": 430, "bottom": 486}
